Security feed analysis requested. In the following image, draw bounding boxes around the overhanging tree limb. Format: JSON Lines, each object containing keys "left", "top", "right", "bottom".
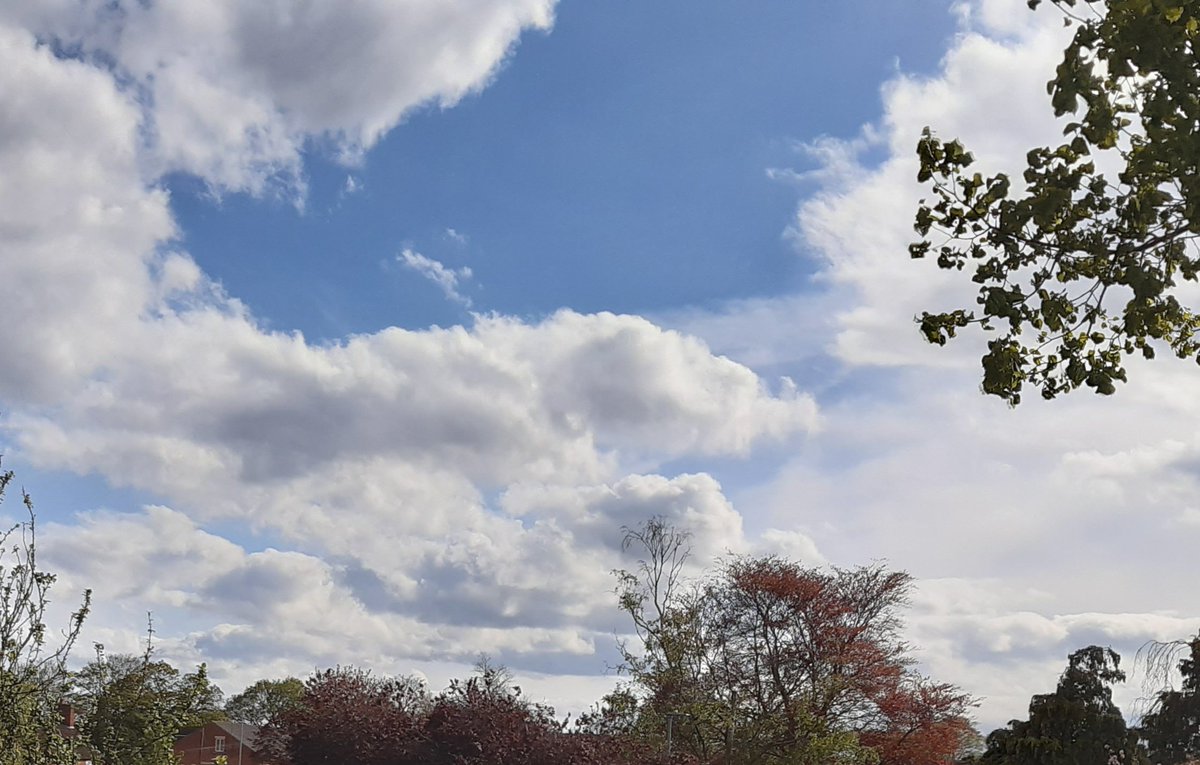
{"left": 913, "top": 0, "right": 1200, "bottom": 404}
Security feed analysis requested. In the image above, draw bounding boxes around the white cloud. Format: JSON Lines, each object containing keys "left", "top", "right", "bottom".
{"left": 398, "top": 248, "right": 475, "bottom": 306}
{"left": 9, "top": 309, "right": 815, "bottom": 499}
{"left": 36, "top": 468, "right": 757, "bottom": 691}
{"left": 1, "top": 0, "right": 558, "bottom": 195}
{"left": 663, "top": 0, "right": 1200, "bottom": 733}
{"left": 903, "top": 578, "right": 1200, "bottom": 729}
{"left": 0, "top": 2, "right": 819, "bottom": 710}
{"left": 755, "top": 528, "right": 827, "bottom": 566}
{"left": 0, "top": 25, "right": 175, "bottom": 402}
{"left": 787, "top": 11, "right": 1076, "bottom": 371}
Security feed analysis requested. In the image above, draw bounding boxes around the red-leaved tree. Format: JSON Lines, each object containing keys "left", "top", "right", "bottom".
{"left": 259, "top": 663, "right": 661, "bottom": 765}
{"left": 717, "top": 558, "right": 972, "bottom": 765}
{"left": 616, "top": 519, "right": 975, "bottom": 764}
{"left": 257, "top": 667, "right": 428, "bottom": 765}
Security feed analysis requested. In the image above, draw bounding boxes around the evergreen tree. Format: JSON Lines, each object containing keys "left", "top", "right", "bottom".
{"left": 982, "top": 646, "right": 1146, "bottom": 765}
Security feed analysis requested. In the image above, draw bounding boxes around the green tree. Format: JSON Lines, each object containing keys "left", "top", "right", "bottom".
{"left": 981, "top": 646, "right": 1146, "bottom": 765}
{"left": 72, "top": 643, "right": 225, "bottom": 765}
{"left": 612, "top": 519, "right": 713, "bottom": 758}
{"left": 912, "top": 0, "right": 1200, "bottom": 404}
{"left": 613, "top": 518, "right": 972, "bottom": 765}
{"left": 574, "top": 687, "right": 642, "bottom": 738}
{"left": 0, "top": 464, "right": 90, "bottom": 765}
{"left": 1138, "top": 635, "right": 1200, "bottom": 765}
{"left": 224, "top": 676, "right": 304, "bottom": 725}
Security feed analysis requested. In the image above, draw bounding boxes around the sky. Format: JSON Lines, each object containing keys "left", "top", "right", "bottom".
{"left": 2, "top": 0, "right": 1198, "bottom": 736}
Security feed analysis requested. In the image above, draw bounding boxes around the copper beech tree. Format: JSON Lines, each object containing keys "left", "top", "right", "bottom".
{"left": 611, "top": 519, "right": 975, "bottom": 765}
{"left": 258, "top": 664, "right": 657, "bottom": 765}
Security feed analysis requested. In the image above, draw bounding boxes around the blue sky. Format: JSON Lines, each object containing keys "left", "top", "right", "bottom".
{"left": 171, "top": 0, "right": 956, "bottom": 338}
{"left": 2, "top": 0, "right": 1199, "bottom": 736}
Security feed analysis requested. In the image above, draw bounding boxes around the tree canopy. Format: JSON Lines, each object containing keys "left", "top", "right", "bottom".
{"left": 979, "top": 646, "right": 1145, "bottom": 765}
{"left": 611, "top": 519, "right": 974, "bottom": 765}
{"left": 71, "top": 646, "right": 225, "bottom": 765}
{"left": 224, "top": 676, "right": 305, "bottom": 726}
{"left": 258, "top": 663, "right": 653, "bottom": 765}
{"left": 912, "top": 0, "right": 1200, "bottom": 403}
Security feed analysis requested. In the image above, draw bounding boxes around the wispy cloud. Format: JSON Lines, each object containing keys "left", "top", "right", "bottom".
{"left": 397, "top": 248, "right": 474, "bottom": 306}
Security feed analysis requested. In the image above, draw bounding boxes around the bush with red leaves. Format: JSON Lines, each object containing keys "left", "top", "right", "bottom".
{"left": 259, "top": 665, "right": 665, "bottom": 765}
{"left": 257, "top": 667, "right": 428, "bottom": 765}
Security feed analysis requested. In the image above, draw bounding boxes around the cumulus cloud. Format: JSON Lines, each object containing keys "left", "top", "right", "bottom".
{"left": 1, "top": 0, "right": 557, "bottom": 195}
{"left": 0, "top": 0, "right": 822, "bottom": 710}
{"left": 0, "top": 25, "right": 174, "bottom": 402}
{"left": 903, "top": 578, "right": 1200, "bottom": 730}
{"left": 38, "top": 469, "right": 757, "bottom": 688}
{"left": 786, "top": 8, "right": 1076, "bottom": 371}
{"left": 9, "top": 310, "right": 815, "bottom": 499}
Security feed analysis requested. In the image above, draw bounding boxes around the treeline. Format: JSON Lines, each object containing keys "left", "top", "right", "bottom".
{"left": 251, "top": 519, "right": 979, "bottom": 765}
{"left": 0, "top": 466, "right": 976, "bottom": 765}
{"left": 965, "top": 639, "right": 1200, "bottom": 765}
{"left": 12, "top": 465, "right": 1199, "bottom": 764}
{"left": 256, "top": 663, "right": 654, "bottom": 765}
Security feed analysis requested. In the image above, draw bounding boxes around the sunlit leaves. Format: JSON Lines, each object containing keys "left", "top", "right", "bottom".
{"left": 73, "top": 653, "right": 226, "bottom": 765}
{"left": 224, "top": 677, "right": 304, "bottom": 726}
{"left": 912, "top": 0, "right": 1200, "bottom": 403}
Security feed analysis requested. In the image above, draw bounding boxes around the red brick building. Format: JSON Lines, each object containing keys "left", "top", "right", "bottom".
{"left": 174, "top": 721, "right": 268, "bottom": 765}
{"left": 58, "top": 703, "right": 94, "bottom": 765}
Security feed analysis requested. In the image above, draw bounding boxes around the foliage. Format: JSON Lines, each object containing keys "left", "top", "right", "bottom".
{"left": 258, "top": 666, "right": 430, "bottom": 765}
{"left": 574, "top": 686, "right": 643, "bottom": 737}
{"left": 980, "top": 645, "right": 1146, "bottom": 765}
{"left": 611, "top": 519, "right": 713, "bottom": 757}
{"left": 224, "top": 676, "right": 305, "bottom": 725}
{"left": 613, "top": 518, "right": 974, "bottom": 765}
{"left": 417, "top": 663, "right": 627, "bottom": 765}
{"left": 952, "top": 726, "right": 987, "bottom": 764}
{"left": 911, "top": 0, "right": 1200, "bottom": 403}
{"left": 1138, "top": 635, "right": 1200, "bottom": 765}
{"left": 72, "top": 643, "right": 226, "bottom": 765}
{"left": 260, "top": 663, "right": 658, "bottom": 765}
{"left": 0, "top": 464, "right": 90, "bottom": 765}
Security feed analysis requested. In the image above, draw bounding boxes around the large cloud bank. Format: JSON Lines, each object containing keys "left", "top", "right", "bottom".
{"left": 0, "top": 0, "right": 815, "bottom": 712}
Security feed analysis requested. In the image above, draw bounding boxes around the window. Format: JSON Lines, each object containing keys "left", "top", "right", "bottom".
{"left": 214, "top": 736, "right": 225, "bottom": 753}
